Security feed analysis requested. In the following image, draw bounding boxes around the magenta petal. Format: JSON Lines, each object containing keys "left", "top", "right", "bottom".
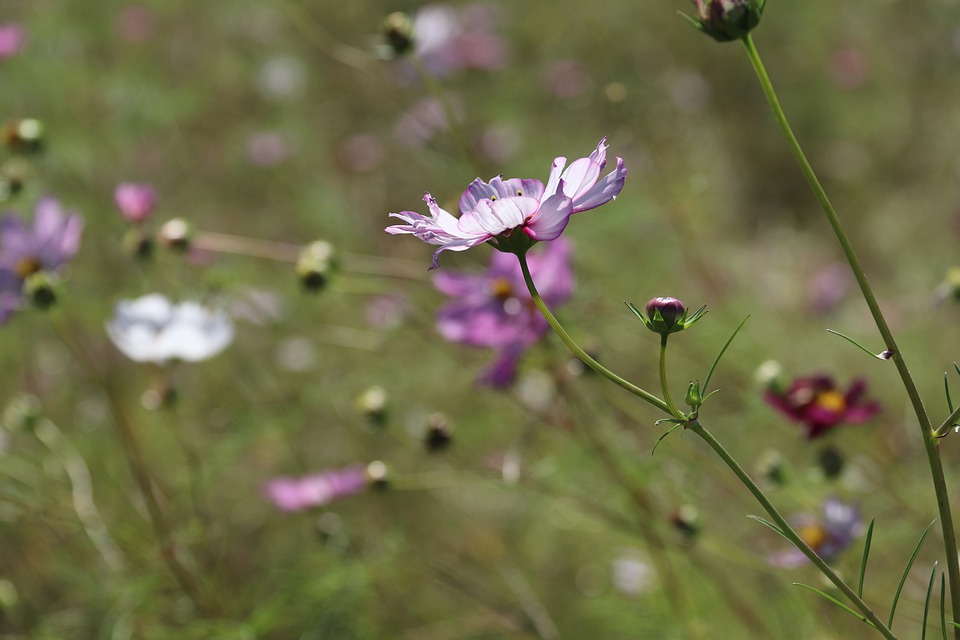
{"left": 433, "top": 270, "right": 488, "bottom": 296}
{"left": 525, "top": 192, "right": 573, "bottom": 240}
{"left": 572, "top": 157, "right": 626, "bottom": 213}
{"left": 560, "top": 157, "right": 601, "bottom": 201}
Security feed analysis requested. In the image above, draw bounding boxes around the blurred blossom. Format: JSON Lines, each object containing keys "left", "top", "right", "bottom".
{"left": 256, "top": 55, "right": 307, "bottom": 100}
{"left": 612, "top": 552, "right": 654, "bottom": 596}
{"left": 106, "top": 293, "right": 234, "bottom": 364}
{"left": 394, "top": 97, "right": 463, "bottom": 148}
{"left": 542, "top": 60, "right": 592, "bottom": 99}
{"left": 477, "top": 124, "right": 520, "bottom": 164}
{"left": 828, "top": 47, "right": 869, "bottom": 90}
{"left": 114, "top": 183, "right": 157, "bottom": 223}
{"left": 263, "top": 464, "right": 368, "bottom": 512}
{"left": 769, "top": 498, "right": 861, "bottom": 568}
{"left": 246, "top": 132, "right": 290, "bottom": 167}
{"left": 365, "top": 294, "right": 409, "bottom": 330}
{"left": 115, "top": 5, "right": 154, "bottom": 43}
{"left": 275, "top": 336, "right": 317, "bottom": 373}
{"left": 0, "top": 197, "right": 83, "bottom": 324}
{"left": 0, "top": 24, "right": 25, "bottom": 59}
{"left": 387, "top": 137, "right": 626, "bottom": 268}
{"left": 807, "top": 262, "right": 853, "bottom": 314}
{"left": 412, "top": 3, "right": 506, "bottom": 76}
{"left": 764, "top": 374, "right": 881, "bottom": 440}
{"left": 664, "top": 70, "right": 711, "bottom": 113}
{"left": 433, "top": 239, "right": 574, "bottom": 387}
{"left": 338, "top": 133, "right": 386, "bottom": 174}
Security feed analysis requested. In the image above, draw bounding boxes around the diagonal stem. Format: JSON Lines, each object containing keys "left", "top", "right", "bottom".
{"left": 741, "top": 33, "right": 960, "bottom": 634}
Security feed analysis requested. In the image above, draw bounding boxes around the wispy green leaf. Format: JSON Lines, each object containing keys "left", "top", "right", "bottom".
{"left": 858, "top": 518, "right": 876, "bottom": 598}
{"left": 793, "top": 583, "right": 875, "bottom": 627}
{"left": 702, "top": 315, "right": 749, "bottom": 393}
{"left": 889, "top": 519, "right": 937, "bottom": 629}
{"left": 922, "top": 562, "right": 938, "bottom": 640}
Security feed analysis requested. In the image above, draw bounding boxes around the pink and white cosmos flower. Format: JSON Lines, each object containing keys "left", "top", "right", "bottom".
{"left": 386, "top": 137, "right": 626, "bottom": 269}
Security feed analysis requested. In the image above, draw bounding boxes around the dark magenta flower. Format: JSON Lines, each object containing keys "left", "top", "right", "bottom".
{"left": 433, "top": 238, "right": 573, "bottom": 387}
{"left": 769, "top": 498, "right": 861, "bottom": 568}
{"left": 387, "top": 138, "right": 625, "bottom": 269}
{"left": 0, "top": 24, "right": 25, "bottom": 59}
{"left": 764, "top": 374, "right": 880, "bottom": 439}
{"left": 0, "top": 197, "right": 83, "bottom": 323}
{"left": 263, "top": 464, "right": 369, "bottom": 513}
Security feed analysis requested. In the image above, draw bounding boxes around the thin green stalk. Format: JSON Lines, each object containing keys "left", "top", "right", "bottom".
{"left": 689, "top": 421, "right": 898, "bottom": 640}
{"left": 742, "top": 33, "right": 960, "bottom": 632}
{"left": 659, "top": 334, "right": 684, "bottom": 419}
{"left": 517, "top": 253, "right": 671, "bottom": 415}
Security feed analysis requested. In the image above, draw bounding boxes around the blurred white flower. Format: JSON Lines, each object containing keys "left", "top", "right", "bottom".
{"left": 106, "top": 294, "right": 234, "bottom": 364}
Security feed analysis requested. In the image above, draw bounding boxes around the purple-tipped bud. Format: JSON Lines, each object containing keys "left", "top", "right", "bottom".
{"left": 114, "top": 183, "right": 157, "bottom": 223}
{"left": 646, "top": 297, "right": 685, "bottom": 330}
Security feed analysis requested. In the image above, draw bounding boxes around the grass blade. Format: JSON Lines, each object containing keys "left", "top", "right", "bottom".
{"left": 941, "top": 572, "right": 948, "bottom": 640}
{"left": 702, "top": 315, "right": 749, "bottom": 393}
{"left": 922, "top": 562, "right": 938, "bottom": 640}
{"left": 946, "top": 372, "right": 955, "bottom": 416}
{"left": 858, "top": 518, "right": 876, "bottom": 598}
{"left": 889, "top": 519, "right": 937, "bottom": 629}
{"left": 793, "top": 583, "right": 874, "bottom": 627}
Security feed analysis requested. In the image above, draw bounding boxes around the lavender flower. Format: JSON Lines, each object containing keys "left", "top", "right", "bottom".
{"left": 387, "top": 138, "right": 625, "bottom": 268}
{"left": 0, "top": 197, "right": 83, "bottom": 323}
{"left": 412, "top": 4, "right": 506, "bottom": 77}
{"left": 0, "top": 24, "right": 25, "bottom": 59}
{"left": 105, "top": 293, "right": 234, "bottom": 364}
{"left": 263, "top": 465, "right": 369, "bottom": 512}
{"left": 114, "top": 183, "right": 157, "bottom": 223}
{"left": 433, "top": 238, "right": 573, "bottom": 387}
{"left": 764, "top": 374, "right": 881, "bottom": 440}
{"left": 769, "top": 498, "right": 861, "bottom": 568}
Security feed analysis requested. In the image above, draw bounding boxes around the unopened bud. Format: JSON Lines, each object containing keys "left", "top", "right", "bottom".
{"left": 629, "top": 296, "right": 706, "bottom": 336}
{"left": 689, "top": 0, "right": 765, "bottom": 43}
{"left": 158, "top": 218, "right": 192, "bottom": 251}
{"left": 297, "top": 240, "right": 337, "bottom": 292}
{"left": 381, "top": 12, "right": 415, "bottom": 56}
{"left": 122, "top": 228, "right": 154, "bottom": 260}
{"left": 23, "top": 271, "right": 58, "bottom": 310}
{"left": 2, "top": 118, "right": 45, "bottom": 154}
{"left": 366, "top": 460, "right": 389, "bottom": 488}
{"left": 355, "top": 386, "right": 388, "bottom": 426}
{"left": 3, "top": 395, "right": 42, "bottom": 432}
{"left": 684, "top": 380, "right": 703, "bottom": 409}
{"left": 670, "top": 504, "right": 701, "bottom": 538}
{"left": 424, "top": 413, "right": 453, "bottom": 452}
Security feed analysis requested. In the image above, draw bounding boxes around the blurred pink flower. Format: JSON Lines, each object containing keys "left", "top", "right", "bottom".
{"left": 433, "top": 238, "right": 574, "bottom": 387}
{"left": 0, "top": 24, "right": 25, "bottom": 59}
{"left": 828, "top": 47, "right": 869, "bottom": 90}
{"left": 769, "top": 498, "right": 861, "bottom": 568}
{"left": 543, "top": 60, "right": 592, "bottom": 99}
{"left": 807, "top": 262, "right": 853, "bottom": 314}
{"left": 412, "top": 3, "right": 506, "bottom": 77}
{"left": 764, "top": 374, "right": 880, "bottom": 440}
{"left": 0, "top": 197, "right": 83, "bottom": 324}
{"left": 115, "top": 5, "right": 154, "bottom": 43}
{"left": 387, "top": 138, "right": 626, "bottom": 268}
{"left": 394, "top": 96, "right": 463, "bottom": 148}
{"left": 338, "top": 133, "right": 386, "bottom": 173}
{"left": 263, "top": 465, "right": 368, "bottom": 512}
{"left": 114, "top": 182, "right": 157, "bottom": 223}
{"left": 246, "top": 132, "right": 290, "bottom": 167}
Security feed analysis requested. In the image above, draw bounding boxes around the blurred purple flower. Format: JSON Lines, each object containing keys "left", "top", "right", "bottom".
{"left": 764, "top": 374, "right": 880, "bottom": 440}
{"left": 394, "top": 96, "right": 463, "bottom": 148}
{"left": 246, "top": 132, "right": 290, "bottom": 168}
{"left": 542, "top": 60, "right": 592, "bottom": 99}
{"left": 412, "top": 3, "right": 506, "bottom": 77}
{"left": 387, "top": 138, "right": 625, "bottom": 268}
{"left": 0, "top": 24, "right": 25, "bottom": 59}
{"left": 263, "top": 465, "right": 368, "bottom": 512}
{"left": 0, "top": 198, "right": 83, "bottom": 323}
{"left": 433, "top": 238, "right": 573, "bottom": 387}
{"left": 114, "top": 183, "right": 157, "bottom": 223}
{"left": 769, "top": 498, "right": 861, "bottom": 568}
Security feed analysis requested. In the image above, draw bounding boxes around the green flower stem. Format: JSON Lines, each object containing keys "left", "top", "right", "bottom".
{"left": 659, "top": 335, "right": 685, "bottom": 419}
{"left": 742, "top": 34, "right": 960, "bottom": 633}
{"left": 689, "top": 420, "right": 898, "bottom": 640}
{"left": 517, "top": 253, "right": 671, "bottom": 415}
{"left": 934, "top": 402, "right": 960, "bottom": 438}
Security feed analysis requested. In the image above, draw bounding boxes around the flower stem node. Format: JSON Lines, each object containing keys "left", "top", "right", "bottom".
{"left": 683, "top": 0, "right": 766, "bottom": 43}
{"left": 297, "top": 240, "right": 337, "bottom": 292}
{"left": 380, "top": 12, "right": 415, "bottom": 57}
{"left": 158, "top": 218, "right": 193, "bottom": 252}
{"left": 23, "top": 270, "right": 59, "bottom": 310}
{"left": 628, "top": 297, "right": 707, "bottom": 337}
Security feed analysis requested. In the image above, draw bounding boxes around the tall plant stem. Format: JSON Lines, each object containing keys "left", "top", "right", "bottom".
{"left": 689, "top": 421, "right": 897, "bottom": 639}
{"left": 659, "top": 335, "right": 684, "bottom": 419}
{"left": 517, "top": 253, "right": 671, "bottom": 415}
{"left": 741, "top": 33, "right": 960, "bottom": 632}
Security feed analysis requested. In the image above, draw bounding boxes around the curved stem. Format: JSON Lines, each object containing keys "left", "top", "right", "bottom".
{"left": 659, "top": 335, "right": 684, "bottom": 419}
{"left": 689, "top": 421, "right": 898, "bottom": 640}
{"left": 742, "top": 34, "right": 960, "bottom": 632}
{"left": 517, "top": 253, "right": 671, "bottom": 415}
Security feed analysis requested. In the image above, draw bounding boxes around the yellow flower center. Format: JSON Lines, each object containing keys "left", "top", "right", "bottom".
{"left": 490, "top": 277, "right": 513, "bottom": 300}
{"left": 800, "top": 524, "right": 827, "bottom": 552}
{"left": 814, "top": 390, "right": 847, "bottom": 413}
{"left": 14, "top": 255, "right": 41, "bottom": 279}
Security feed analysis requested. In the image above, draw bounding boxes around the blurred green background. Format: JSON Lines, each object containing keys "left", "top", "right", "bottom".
{"left": 3, "top": 0, "right": 960, "bottom": 637}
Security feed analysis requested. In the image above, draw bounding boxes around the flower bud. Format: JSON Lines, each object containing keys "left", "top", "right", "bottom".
{"left": 380, "top": 12, "right": 414, "bottom": 57}
{"left": 355, "top": 385, "right": 388, "bottom": 426}
{"left": 424, "top": 412, "right": 453, "bottom": 452}
{"left": 114, "top": 182, "right": 157, "bottom": 223}
{"left": 629, "top": 296, "right": 706, "bottom": 336}
{"left": 366, "top": 460, "right": 390, "bottom": 489}
{"left": 670, "top": 504, "right": 701, "bottom": 538}
{"left": 122, "top": 228, "right": 154, "bottom": 260}
{"left": 297, "top": 240, "right": 337, "bottom": 292}
{"left": 3, "top": 395, "right": 41, "bottom": 433}
{"left": 817, "top": 445, "right": 845, "bottom": 479}
{"left": 2, "top": 118, "right": 45, "bottom": 154}
{"left": 158, "top": 218, "right": 192, "bottom": 251}
{"left": 684, "top": 380, "right": 703, "bottom": 409}
{"left": 23, "top": 271, "right": 58, "bottom": 310}
{"left": 689, "top": 0, "right": 765, "bottom": 43}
